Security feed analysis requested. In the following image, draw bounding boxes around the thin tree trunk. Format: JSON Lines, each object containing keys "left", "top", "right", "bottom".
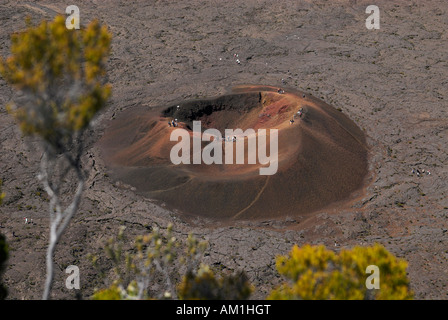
{"left": 41, "top": 150, "right": 85, "bottom": 300}
{"left": 42, "top": 228, "right": 56, "bottom": 300}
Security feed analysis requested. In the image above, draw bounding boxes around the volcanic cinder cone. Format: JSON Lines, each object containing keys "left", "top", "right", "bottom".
{"left": 98, "top": 85, "right": 369, "bottom": 222}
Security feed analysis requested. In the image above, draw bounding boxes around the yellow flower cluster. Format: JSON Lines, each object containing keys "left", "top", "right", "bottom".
{"left": 269, "top": 243, "right": 413, "bottom": 300}
{"left": 0, "top": 15, "right": 112, "bottom": 147}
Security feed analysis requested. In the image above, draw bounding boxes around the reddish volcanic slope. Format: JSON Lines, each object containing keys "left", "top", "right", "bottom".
{"left": 98, "top": 85, "right": 369, "bottom": 221}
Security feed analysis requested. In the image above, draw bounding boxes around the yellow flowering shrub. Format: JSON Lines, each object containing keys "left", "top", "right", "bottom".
{"left": 0, "top": 16, "right": 111, "bottom": 149}
{"left": 269, "top": 243, "right": 413, "bottom": 300}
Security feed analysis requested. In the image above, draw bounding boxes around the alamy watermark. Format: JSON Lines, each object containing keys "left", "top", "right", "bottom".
{"left": 63, "top": 263, "right": 379, "bottom": 291}
{"left": 66, "top": 5, "right": 80, "bottom": 30}
{"left": 366, "top": 5, "right": 380, "bottom": 30}
{"left": 65, "top": 4, "right": 379, "bottom": 31}
{"left": 169, "top": 121, "right": 279, "bottom": 176}
{"left": 366, "top": 265, "right": 380, "bottom": 289}
{"left": 65, "top": 265, "right": 80, "bottom": 290}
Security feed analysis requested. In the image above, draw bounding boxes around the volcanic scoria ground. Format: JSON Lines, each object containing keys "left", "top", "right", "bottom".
{"left": 0, "top": 0, "right": 448, "bottom": 299}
